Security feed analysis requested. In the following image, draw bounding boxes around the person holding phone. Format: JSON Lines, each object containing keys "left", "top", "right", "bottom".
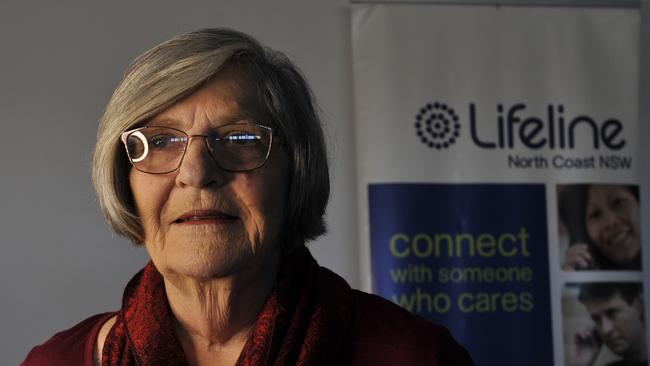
{"left": 560, "top": 184, "right": 641, "bottom": 271}
{"left": 567, "top": 283, "right": 646, "bottom": 366}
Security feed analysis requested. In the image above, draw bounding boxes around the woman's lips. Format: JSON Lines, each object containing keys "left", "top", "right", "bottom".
{"left": 173, "top": 210, "right": 239, "bottom": 225}
{"left": 607, "top": 228, "right": 631, "bottom": 247}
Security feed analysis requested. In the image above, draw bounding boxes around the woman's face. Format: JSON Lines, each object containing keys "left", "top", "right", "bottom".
{"left": 129, "top": 70, "right": 289, "bottom": 280}
{"left": 585, "top": 185, "right": 641, "bottom": 266}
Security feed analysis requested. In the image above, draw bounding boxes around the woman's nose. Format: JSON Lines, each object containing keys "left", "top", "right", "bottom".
{"left": 602, "top": 209, "right": 622, "bottom": 229}
{"left": 175, "top": 136, "right": 223, "bottom": 188}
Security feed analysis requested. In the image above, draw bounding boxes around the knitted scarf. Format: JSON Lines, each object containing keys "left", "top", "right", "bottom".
{"left": 101, "top": 248, "right": 354, "bottom": 366}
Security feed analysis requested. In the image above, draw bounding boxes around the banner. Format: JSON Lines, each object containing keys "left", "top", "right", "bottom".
{"left": 352, "top": 4, "right": 641, "bottom": 365}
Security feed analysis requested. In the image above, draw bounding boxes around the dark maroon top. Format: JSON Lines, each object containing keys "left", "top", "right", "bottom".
{"left": 22, "top": 292, "right": 472, "bottom": 365}
{"left": 22, "top": 312, "right": 115, "bottom": 366}
{"left": 23, "top": 266, "right": 472, "bottom": 366}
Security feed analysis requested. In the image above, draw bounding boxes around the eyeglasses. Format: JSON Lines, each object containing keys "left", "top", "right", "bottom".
{"left": 120, "top": 122, "right": 274, "bottom": 174}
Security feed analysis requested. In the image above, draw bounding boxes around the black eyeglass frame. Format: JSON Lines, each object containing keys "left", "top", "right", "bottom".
{"left": 120, "top": 122, "right": 275, "bottom": 174}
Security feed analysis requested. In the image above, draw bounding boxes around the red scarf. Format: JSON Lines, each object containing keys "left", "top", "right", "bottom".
{"left": 101, "top": 248, "right": 354, "bottom": 366}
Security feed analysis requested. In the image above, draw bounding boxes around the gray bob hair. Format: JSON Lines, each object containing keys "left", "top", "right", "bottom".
{"left": 92, "top": 28, "right": 329, "bottom": 249}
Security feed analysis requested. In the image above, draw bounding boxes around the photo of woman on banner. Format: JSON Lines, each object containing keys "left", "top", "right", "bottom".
{"left": 563, "top": 282, "right": 646, "bottom": 366}
{"left": 558, "top": 184, "right": 641, "bottom": 271}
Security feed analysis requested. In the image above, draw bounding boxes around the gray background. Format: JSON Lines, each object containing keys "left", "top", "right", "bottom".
{"left": 0, "top": 1, "right": 357, "bottom": 364}
{"left": 1, "top": 1, "right": 649, "bottom": 365}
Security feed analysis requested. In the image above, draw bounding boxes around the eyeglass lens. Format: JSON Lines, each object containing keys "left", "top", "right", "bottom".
{"left": 125, "top": 125, "right": 272, "bottom": 173}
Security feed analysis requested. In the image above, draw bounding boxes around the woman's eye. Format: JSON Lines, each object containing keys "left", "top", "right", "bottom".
{"left": 611, "top": 196, "right": 625, "bottom": 208}
{"left": 225, "top": 133, "right": 260, "bottom": 145}
{"left": 588, "top": 209, "right": 602, "bottom": 221}
{"left": 150, "top": 135, "right": 172, "bottom": 149}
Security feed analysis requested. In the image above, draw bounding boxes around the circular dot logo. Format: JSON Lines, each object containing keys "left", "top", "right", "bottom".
{"left": 414, "top": 102, "right": 460, "bottom": 149}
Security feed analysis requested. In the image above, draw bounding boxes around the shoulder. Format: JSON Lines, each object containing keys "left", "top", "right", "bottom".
{"left": 348, "top": 290, "right": 474, "bottom": 366}
{"left": 21, "top": 312, "right": 117, "bottom": 366}
{"left": 313, "top": 264, "right": 473, "bottom": 365}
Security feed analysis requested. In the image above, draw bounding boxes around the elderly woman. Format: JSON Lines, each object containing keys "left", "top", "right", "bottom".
{"left": 22, "top": 29, "right": 473, "bottom": 366}
{"left": 560, "top": 184, "right": 641, "bottom": 271}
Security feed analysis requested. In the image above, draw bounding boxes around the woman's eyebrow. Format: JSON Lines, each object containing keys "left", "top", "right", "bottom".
{"left": 146, "top": 113, "right": 254, "bottom": 128}
{"left": 146, "top": 117, "right": 183, "bottom": 128}
{"left": 216, "top": 112, "right": 255, "bottom": 125}
{"left": 585, "top": 202, "right": 600, "bottom": 213}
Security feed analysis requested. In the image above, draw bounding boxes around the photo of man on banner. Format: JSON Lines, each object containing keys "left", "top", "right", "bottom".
{"left": 564, "top": 282, "right": 646, "bottom": 366}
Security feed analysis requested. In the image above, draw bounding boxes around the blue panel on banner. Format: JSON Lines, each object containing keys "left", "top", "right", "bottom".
{"left": 369, "top": 183, "right": 552, "bottom": 365}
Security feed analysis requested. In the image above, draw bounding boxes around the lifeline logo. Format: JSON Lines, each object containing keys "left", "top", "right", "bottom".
{"left": 414, "top": 102, "right": 461, "bottom": 149}
{"left": 415, "top": 102, "right": 632, "bottom": 170}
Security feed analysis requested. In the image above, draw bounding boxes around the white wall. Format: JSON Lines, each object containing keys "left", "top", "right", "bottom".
{"left": 0, "top": 1, "right": 358, "bottom": 364}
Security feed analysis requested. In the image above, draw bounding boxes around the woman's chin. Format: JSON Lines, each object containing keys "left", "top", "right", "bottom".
{"left": 162, "top": 258, "right": 243, "bottom": 280}
{"left": 154, "top": 245, "right": 253, "bottom": 281}
{"left": 607, "top": 249, "right": 641, "bottom": 268}
{"left": 147, "top": 232, "right": 253, "bottom": 277}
